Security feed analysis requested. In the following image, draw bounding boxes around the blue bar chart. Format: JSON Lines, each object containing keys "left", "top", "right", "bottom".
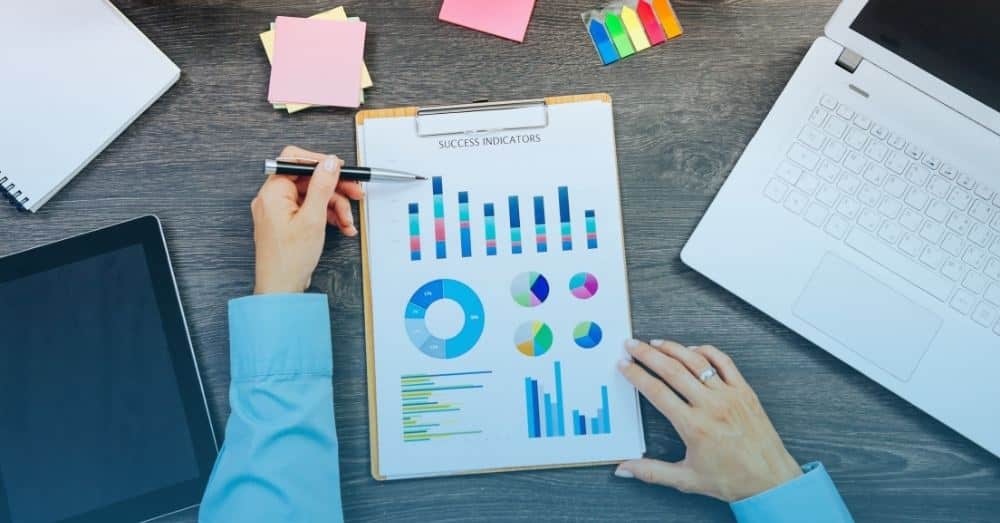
{"left": 509, "top": 196, "right": 523, "bottom": 254}
{"left": 558, "top": 187, "right": 572, "bottom": 251}
{"left": 524, "top": 361, "right": 611, "bottom": 438}
{"left": 407, "top": 179, "right": 600, "bottom": 261}
{"left": 534, "top": 196, "right": 547, "bottom": 253}
{"left": 484, "top": 203, "right": 497, "bottom": 256}
{"left": 458, "top": 191, "right": 471, "bottom": 258}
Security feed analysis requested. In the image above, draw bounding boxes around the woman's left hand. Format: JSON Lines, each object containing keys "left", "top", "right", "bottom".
{"left": 615, "top": 339, "right": 802, "bottom": 502}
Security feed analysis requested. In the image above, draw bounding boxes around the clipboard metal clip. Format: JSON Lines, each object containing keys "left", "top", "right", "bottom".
{"left": 415, "top": 99, "right": 549, "bottom": 137}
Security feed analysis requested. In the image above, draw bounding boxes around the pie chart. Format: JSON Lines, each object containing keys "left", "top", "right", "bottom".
{"left": 404, "top": 279, "right": 485, "bottom": 359}
{"left": 573, "top": 321, "right": 603, "bottom": 349}
{"left": 569, "top": 272, "right": 599, "bottom": 300}
{"left": 515, "top": 321, "right": 554, "bottom": 357}
{"left": 511, "top": 272, "right": 550, "bottom": 307}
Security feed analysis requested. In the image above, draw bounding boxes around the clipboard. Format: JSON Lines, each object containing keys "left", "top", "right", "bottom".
{"left": 357, "top": 94, "right": 645, "bottom": 481}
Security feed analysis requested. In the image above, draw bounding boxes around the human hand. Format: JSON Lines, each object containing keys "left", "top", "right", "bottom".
{"left": 615, "top": 339, "right": 801, "bottom": 502}
{"left": 251, "top": 145, "right": 364, "bottom": 295}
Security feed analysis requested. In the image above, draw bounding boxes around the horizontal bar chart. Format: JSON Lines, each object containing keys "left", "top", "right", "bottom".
{"left": 401, "top": 370, "right": 492, "bottom": 443}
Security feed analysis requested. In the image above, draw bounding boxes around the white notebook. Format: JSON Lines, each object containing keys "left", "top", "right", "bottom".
{"left": 0, "top": 0, "right": 179, "bottom": 212}
{"left": 357, "top": 94, "right": 646, "bottom": 480}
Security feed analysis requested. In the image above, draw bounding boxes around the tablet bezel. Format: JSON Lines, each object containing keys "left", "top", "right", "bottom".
{"left": 0, "top": 215, "right": 218, "bottom": 523}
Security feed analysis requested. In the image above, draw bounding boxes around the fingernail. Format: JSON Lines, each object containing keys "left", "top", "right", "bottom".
{"left": 348, "top": 226, "right": 358, "bottom": 236}
{"left": 687, "top": 346, "right": 699, "bottom": 351}
{"left": 323, "top": 156, "right": 337, "bottom": 171}
{"left": 625, "top": 339, "right": 640, "bottom": 349}
{"left": 650, "top": 339, "right": 664, "bottom": 347}
{"left": 616, "top": 358, "right": 631, "bottom": 370}
{"left": 614, "top": 467, "right": 634, "bottom": 479}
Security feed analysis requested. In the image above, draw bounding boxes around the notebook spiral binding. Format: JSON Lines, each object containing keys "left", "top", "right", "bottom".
{"left": 0, "top": 174, "right": 30, "bottom": 212}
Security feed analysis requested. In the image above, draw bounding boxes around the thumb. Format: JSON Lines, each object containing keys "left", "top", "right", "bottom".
{"left": 614, "top": 459, "right": 698, "bottom": 493}
{"left": 300, "top": 155, "right": 342, "bottom": 218}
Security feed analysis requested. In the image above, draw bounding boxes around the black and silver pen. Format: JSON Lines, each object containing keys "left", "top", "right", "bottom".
{"left": 264, "top": 158, "right": 427, "bottom": 182}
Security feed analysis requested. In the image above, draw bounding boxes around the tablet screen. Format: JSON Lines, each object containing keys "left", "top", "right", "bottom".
{"left": 0, "top": 218, "right": 215, "bottom": 523}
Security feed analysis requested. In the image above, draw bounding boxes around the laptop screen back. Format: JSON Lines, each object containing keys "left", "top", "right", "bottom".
{"left": 851, "top": 0, "right": 1000, "bottom": 114}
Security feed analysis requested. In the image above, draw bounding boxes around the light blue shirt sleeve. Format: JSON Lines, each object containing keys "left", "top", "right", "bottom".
{"left": 730, "top": 462, "right": 853, "bottom": 523}
{"left": 199, "top": 293, "right": 343, "bottom": 523}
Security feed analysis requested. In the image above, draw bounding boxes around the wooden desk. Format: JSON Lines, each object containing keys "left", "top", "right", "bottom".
{"left": 2, "top": 1, "right": 997, "bottom": 520}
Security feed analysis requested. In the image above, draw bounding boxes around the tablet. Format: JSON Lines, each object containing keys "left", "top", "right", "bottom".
{"left": 0, "top": 216, "right": 218, "bottom": 523}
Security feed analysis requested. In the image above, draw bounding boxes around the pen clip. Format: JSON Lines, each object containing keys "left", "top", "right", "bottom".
{"left": 275, "top": 157, "right": 321, "bottom": 166}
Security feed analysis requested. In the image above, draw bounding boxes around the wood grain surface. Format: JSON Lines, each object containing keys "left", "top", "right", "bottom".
{"left": 2, "top": 1, "right": 998, "bottom": 521}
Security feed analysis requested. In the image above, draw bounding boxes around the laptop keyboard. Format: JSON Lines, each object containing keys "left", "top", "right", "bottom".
{"left": 764, "top": 94, "right": 1000, "bottom": 337}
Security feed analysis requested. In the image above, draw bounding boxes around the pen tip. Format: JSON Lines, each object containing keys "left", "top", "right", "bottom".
{"left": 416, "top": 176, "right": 428, "bottom": 180}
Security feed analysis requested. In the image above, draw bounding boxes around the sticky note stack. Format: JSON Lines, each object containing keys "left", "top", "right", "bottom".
{"left": 582, "top": 0, "right": 683, "bottom": 65}
{"left": 262, "top": 7, "right": 372, "bottom": 112}
{"left": 439, "top": 0, "right": 536, "bottom": 43}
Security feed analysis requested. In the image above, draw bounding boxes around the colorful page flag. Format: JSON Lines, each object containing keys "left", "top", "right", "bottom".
{"left": 439, "top": 0, "right": 536, "bottom": 43}
{"left": 267, "top": 16, "right": 366, "bottom": 108}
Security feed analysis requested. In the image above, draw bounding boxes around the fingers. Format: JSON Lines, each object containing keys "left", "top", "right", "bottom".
{"left": 650, "top": 339, "right": 724, "bottom": 389}
{"left": 301, "top": 155, "right": 342, "bottom": 220}
{"left": 625, "top": 340, "right": 706, "bottom": 404}
{"left": 617, "top": 357, "right": 688, "bottom": 423}
{"left": 695, "top": 345, "right": 748, "bottom": 388}
{"left": 614, "top": 459, "right": 699, "bottom": 494}
{"left": 338, "top": 180, "right": 365, "bottom": 200}
{"left": 279, "top": 145, "right": 326, "bottom": 162}
{"left": 328, "top": 195, "right": 357, "bottom": 236}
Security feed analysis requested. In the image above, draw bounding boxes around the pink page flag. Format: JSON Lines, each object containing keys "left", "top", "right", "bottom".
{"left": 439, "top": 0, "right": 536, "bottom": 42}
{"left": 267, "top": 16, "right": 366, "bottom": 108}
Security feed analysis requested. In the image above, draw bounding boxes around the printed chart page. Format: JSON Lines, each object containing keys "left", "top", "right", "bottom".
{"left": 361, "top": 99, "right": 645, "bottom": 479}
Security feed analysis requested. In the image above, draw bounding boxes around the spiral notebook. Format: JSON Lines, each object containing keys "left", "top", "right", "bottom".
{"left": 356, "top": 94, "right": 646, "bottom": 480}
{"left": 0, "top": 0, "right": 179, "bottom": 212}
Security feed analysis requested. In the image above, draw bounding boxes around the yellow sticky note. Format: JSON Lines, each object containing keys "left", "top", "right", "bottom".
{"left": 260, "top": 7, "right": 372, "bottom": 113}
{"left": 620, "top": 6, "right": 650, "bottom": 52}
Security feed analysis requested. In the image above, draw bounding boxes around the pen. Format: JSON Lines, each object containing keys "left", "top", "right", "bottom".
{"left": 264, "top": 158, "right": 428, "bottom": 182}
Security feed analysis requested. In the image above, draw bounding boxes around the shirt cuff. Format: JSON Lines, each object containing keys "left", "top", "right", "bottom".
{"left": 228, "top": 293, "right": 333, "bottom": 381}
{"left": 730, "top": 462, "right": 853, "bottom": 523}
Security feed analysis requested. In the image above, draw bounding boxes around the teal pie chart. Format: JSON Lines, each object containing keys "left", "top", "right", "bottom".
{"left": 405, "top": 279, "right": 485, "bottom": 359}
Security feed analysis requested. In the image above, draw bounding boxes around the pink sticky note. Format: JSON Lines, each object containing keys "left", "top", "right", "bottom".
{"left": 268, "top": 16, "right": 366, "bottom": 107}
{"left": 439, "top": 0, "right": 536, "bottom": 42}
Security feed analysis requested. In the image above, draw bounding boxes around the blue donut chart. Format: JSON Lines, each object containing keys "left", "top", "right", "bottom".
{"left": 404, "top": 279, "right": 485, "bottom": 359}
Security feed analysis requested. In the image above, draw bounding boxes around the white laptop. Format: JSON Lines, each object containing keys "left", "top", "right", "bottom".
{"left": 682, "top": 0, "right": 1000, "bottom": 456}
{"left": 0, "top": 0, "right": 179, "bottom": 212}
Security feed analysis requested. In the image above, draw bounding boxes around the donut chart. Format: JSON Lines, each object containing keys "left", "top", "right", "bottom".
{"left": 405, "top": 279, "right": 485, "bottom": 359}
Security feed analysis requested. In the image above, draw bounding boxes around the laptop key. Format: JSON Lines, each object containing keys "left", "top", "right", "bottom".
{"left": 879, "top": 198, "right": 903, "bottom": 218}
{"left": 799, "top": 126, "right": 827, "bottom": 150}
{"left": 969, "top": 224, "right": 992, "bottom": 248}
{"left": 777, "top": 161, "right": 803, "bottom": 184}
{"left": 788, "top": 144, "right": 820, "bottom": 170}
{"left": 804, "top": 203, "right": 830, "bottom": 227}
{"left": 963, "top": 272, "right": 989, "bottom": 294}
{"left": 809, "top": 106, "right": 829, "bottom": 127}
{"left": 824, "top": 117, "right": 849, "bottom": 139}
{"left": 942, "top": 233, "right": 965, "bottom": 257}
{"left": 826, "top": 215, "right": 851, "bottom": 240}
{"left": 985, "top": 258, "right": 1000, "bottom": 281}
{"left": 899, "top": 233, "right": 925, "bottom": 258}
{"left": 872, "top": 125, "right": 890, "bottom": 140}
{"left": 879, "top": 221, "right": 903, "bottom": 244}
{"left": 985, "top": 283, "right": 1000, "bottom": 306}
{"left": 941, "top": 258, "right": 967, "bottom": 282}
{"left": 973, "top": 302, "right": 1000, "bottom": 328}
{"left": 951, "top": 290, "right": 977, "bottom": 315}
{"left": 820, "top": 95, "right": 838, "bottom": 110}
{"left": 845, "top": 229, "right": 953, "bottom": 301}
{"left": 785, "top": 190, "right": 809, "bottom": 214}
{"left": 888, "top": 134, "right": 907, "bottom": 150}
{"left": 926, "top": 200, "right": 952, "bottom": 223}
{"left": 816, "top": 185, "right": 840, "bottom": 207}
{"left": 764, "top": 178, "right": 790, "bottom": 203}
{"left": 885, "top": 152, "right": 909, "bottom": 174}
{"left": 957, "top": 173, "right": 977, "bottom": 191}
{"left": 920, "top": 246, "right": 947, "bottom": 270}
{"left": 900, "top": 209, "right": 924, "bottom": 232}
{"left": 940, "top": 164, "right": 958, "bottom": 179}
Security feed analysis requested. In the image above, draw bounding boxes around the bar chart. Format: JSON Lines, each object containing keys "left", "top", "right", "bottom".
{"left": 401, "top": 370, "right": 491, "bottom": 443}
{"left": 524, "top": 361, "right": 612, "bottom": 439}
{"left": 407, "top": 177, "right": 600, "bottom": 261}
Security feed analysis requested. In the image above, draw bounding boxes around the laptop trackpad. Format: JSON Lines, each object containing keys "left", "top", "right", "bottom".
{"left": 793, "top": 253, "right": 942, "bottom": 381}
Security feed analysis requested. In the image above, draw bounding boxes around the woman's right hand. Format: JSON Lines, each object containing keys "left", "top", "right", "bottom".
{"left": 615, "top": 339, "right": 802, "bottom": 502}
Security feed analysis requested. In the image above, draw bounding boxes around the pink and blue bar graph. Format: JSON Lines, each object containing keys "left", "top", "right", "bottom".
{"left": 509, "top": 196, "right": 522, "bottom": 254}
{"left": 433, "top": 177, "right": 446, "bottom": 259}
{"left": 458, "top": 191, "right": 471, "bottom": 257}
{"left": 585, "top": 210, "right": 598, "bottom": 249}
{"left": 534, "top": 196, "right": 547, "bottom": 253}
{"left": 484, "top": 203, "right": 497, "bottom": 256}
{"left": 408, "top": 203, "right": 421, "bottom": 261}
{"left": 558, "top": 186, "right": 572, "bottom": 251}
